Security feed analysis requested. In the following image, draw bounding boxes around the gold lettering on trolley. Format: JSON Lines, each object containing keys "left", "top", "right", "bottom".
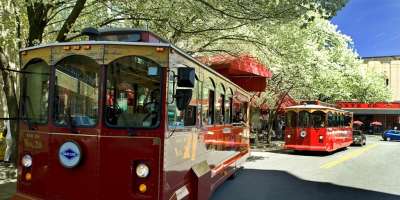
{"left": 23, "top": 133, "right": 43, "bottom": 150}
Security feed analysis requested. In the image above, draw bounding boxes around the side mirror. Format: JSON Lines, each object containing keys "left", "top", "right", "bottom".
{"left": 175, "top": 89, "right": 192, "bottom": 110}
{"left": 177, "top": 67, "right": 195, "bottom": 88}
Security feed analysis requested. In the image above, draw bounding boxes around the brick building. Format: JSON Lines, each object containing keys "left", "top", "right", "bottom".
{"left": 361, "top": 56, "right": 400, "bottom": 102}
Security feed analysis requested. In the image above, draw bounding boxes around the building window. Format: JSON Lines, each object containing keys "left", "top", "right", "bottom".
{"left": 385, "top": 78, "right": 389, "bottom": 86}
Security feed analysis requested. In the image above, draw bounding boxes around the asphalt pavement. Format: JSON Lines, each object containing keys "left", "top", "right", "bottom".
{"left": 2, "top": 135, "right": 399, "bottom": 200}
{"left": 0, "top": 163, "right": 16, "bottom": 200}
{"left": 211, "top": 135, "right": 400, "bottom": 200}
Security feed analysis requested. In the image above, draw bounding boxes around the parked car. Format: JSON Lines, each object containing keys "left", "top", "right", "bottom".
{"left": 352, "top": 130, "right": 366, "bottom": 146}
{"left": 382, "top": 129, "right": 400, "bottom": 141}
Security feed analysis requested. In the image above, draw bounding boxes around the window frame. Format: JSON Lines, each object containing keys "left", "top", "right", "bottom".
{"left": 52, "top": 55, "right": 102, "bottom": 128}
{"left": 168, "top": 75, "right": 200, "bottom": 128}
{"left": 103, "top": 55, "right": 164, "bottom": 129}
{"left": 205, "top": 77, "right": 216, "bottom": 126}
{"left": 285, "top": 111, "right": 298, "bottom": 128}
{"left": 311, "top": 111, "right": 326, "bottom": 128}
{"left": 225, "top": 88, "right": 233, "bottom": 124}
{"left": 298, "top": 110, "right": 311, "bottom": 128}
{"left": 21, "top": 59, "right": 51, "bottom": 125}
{"left": 216, "top": 83, "right": 226, "bottom": 125}
{"left": 327, "top": 112, "right": 333, "bottom": 127}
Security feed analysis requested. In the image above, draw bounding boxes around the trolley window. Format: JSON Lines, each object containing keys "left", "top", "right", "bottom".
{"left": 53, "top": 56, "right": 100, "bottom": 127}
{"left": 22, "top": 60, "right": 50, "bottom": 124}
{"left": 344, "top": 114, "right": 352, "bottom": 127}
{"left": 202, "top": 78, "right": 215, "bottom": 125}
{"left": 105, "top": 56, "right": 161, "bottom": 128}
{"left": 311, "top": 111, "right": 326, "bottom": 128}
{"left": 285, "top": 111, "right": 297, "bottom": 128}
{"left": 339, "top": 114, "right": 344, "bottom": 127}
{"left": 327, "top": 112, "right": 335, "bottom": 127}
{"left": 233, "top": 101, "right": 246, "bottom": 123}
{"left": 225, "top": 88, "right": 233, "bottom": 124}
{"left": 299, "top": 111, "right": 311, "bottom": 128}
{"left": 216, "top": 83, "right": 225, "bottom": 125}
{"left": 167, "top": 70, "right": 200, "bottom": 128}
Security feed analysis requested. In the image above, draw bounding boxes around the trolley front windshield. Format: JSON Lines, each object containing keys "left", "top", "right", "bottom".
{"left": 105, "top": 56, "right": 162, "bottom": 128}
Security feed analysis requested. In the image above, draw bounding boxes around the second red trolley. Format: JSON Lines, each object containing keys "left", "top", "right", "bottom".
{"left": 284, "top": 102, "right": 353, "bottom": 152}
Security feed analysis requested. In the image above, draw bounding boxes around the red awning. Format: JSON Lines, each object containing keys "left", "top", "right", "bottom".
{"left": 280, "top": 95, "right": 297, "bottom": 109}
{"left": 198, "top": 55, "right": 272, "bottom": 92}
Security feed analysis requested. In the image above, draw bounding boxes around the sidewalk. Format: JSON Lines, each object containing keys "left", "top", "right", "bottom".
{"left": 0, "top": 162, "right": 17, "bottom": 200}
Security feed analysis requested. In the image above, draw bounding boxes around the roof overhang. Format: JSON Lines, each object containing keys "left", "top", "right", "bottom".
{"left": 198, "top": 55, "right": 272, "bottom": 92}
{"left": 343, "top": 108, "right": 400, "bottom": 115}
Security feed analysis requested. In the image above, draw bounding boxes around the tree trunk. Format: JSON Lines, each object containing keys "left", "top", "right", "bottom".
{"left": 266, "top": 110, "right": 276, "bottom": 144}
{"left": 56, "top": 0, "right": 87, "bottom": 42}
{"left": 26, "top": 2, "right": 52, "bottom": 46}
{"left": 0, "top": 47, "right": 19, "bottom": 163}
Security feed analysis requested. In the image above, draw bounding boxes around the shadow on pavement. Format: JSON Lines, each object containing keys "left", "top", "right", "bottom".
{"left": 0, "top": 182, "right": 16, "bottom": 200}
{"left": 246, "top": 155, "right": 265, "bottom": 162}
{"left": 210, "top": 169, "right": 400, "bottom": 200}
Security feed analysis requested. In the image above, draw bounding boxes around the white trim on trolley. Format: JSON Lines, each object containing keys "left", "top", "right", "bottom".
{"left": 19, "top": 41, "right": 170, "bottom": 52}
{"left": 47, "top": 132, "right": 159, "bottom": 139}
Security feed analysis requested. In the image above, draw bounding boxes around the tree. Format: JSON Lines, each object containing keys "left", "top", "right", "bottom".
{"left": 103, "top": 0, "right": 347, "bottom": 54}
{"left": 203, "top": 13, "right": 390, "bottom": 143}
{"left": 0, "top": 0, "right": 92, "bottom": 162}
{"left": 0, "top": 0, "right": 388, "bottom": 151}
{"left": 0, "top": 0, "right": 25, "bottom": 162}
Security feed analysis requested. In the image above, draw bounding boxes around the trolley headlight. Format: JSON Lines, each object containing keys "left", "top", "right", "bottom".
{"left": 22, "top": 154, "right": 32, "bottom": 168}
{"left": 300, "top": 130, "right": 307, "bottom": 138}
{"left": 136, "top": 163, "right": 150, "bottom": 178}
{"left": 287, "top": 134, "right": 291, "bottom": 139}
{"left": 319, "top": 135, "right": 324, "bottom": 140}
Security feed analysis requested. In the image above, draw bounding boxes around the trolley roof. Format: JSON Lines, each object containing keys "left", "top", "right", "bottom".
{"left": 20, "top": 28, "right": 251, "bottom": 97}
{"left": 285, "top": 104, "right": 352, "bottom": 114}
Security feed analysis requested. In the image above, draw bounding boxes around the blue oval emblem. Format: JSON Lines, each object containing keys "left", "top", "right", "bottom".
{"left": 58, "top": 141, "right": 82, "bottom": 168}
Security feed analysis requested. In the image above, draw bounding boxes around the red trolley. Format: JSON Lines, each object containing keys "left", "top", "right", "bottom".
{"left": 13, "top": 28, "right": 250, "bottom": 200}
{"left": 284, "top": 102, "right": 353, "bottom": 152}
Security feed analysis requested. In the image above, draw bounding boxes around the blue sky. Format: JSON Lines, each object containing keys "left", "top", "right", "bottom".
{"left": 331, "top": 0, "right": 400, "bottom": 57}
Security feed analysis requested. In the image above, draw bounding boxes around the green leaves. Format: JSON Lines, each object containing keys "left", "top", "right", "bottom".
{"left": 0, "top": 0, "right": 389, "bottom": 109}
